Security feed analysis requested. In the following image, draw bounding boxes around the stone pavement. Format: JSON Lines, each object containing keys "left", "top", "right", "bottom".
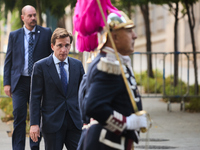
{"left": 0, "top": 97, "right": 200, "bottom": 150}
{"left": 136, "top": 98, "right": 200, "bottom": 150}
{"left": 0, "top": 109, "right": 13, "bottom": 150}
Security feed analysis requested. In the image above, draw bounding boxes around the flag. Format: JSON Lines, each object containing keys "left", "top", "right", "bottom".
{"left": 73, "top": 0, "right": 120, "bottom": 52}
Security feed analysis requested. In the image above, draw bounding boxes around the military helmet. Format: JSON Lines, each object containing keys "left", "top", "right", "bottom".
{"left": 97, "top": 11, "right": 135, "bottom": 49}
{"left": 107, "top": 11, "right": 135, "bottom": 31}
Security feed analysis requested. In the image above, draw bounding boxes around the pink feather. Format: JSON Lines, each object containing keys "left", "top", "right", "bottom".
{"left": 73, "top": 0, "right": 120, "bottom": 52}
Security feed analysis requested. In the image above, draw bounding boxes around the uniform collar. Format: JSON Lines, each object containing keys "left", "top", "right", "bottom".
{"left": 102, "top": 46, "right": 131, "bottom": 65}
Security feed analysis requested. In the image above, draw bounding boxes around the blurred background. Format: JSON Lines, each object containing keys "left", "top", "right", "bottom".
{"left": 0, "top": 0, "right": 200, "bottom": 137}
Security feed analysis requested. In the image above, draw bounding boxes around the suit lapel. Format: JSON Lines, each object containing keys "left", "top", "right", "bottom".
{"left": 66, "top": 57, "right": 76, "bottom": 98}
{"left": 46, "top": 55, "right": 65, "bottom": 96}
{"left": 33, "top": 25, "right": 40, "bottom": 51}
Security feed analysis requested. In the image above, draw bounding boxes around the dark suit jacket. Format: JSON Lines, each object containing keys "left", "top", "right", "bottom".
{"left": 3, "top": 25, "right": 52, "bottom": 92}
{"left": 29, "top": 54, "right": 85, "bottom": 133}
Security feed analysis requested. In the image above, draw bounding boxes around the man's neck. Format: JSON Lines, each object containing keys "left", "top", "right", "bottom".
{"left": 24, "top": 25, "right": 35, "bottom": 31}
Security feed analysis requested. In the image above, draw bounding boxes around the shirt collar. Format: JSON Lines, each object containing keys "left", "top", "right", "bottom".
{"left": 53, "top": 54, "right": 68, "bottom": 65}
{"left": 23, "top": 25, "right": 36, "bottom": 35}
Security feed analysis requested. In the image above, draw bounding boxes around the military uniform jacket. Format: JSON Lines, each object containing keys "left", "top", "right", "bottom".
{"left": 80, "top": 47, "right": 143, "bottom": 150}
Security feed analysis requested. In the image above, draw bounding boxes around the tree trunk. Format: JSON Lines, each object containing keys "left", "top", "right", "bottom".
{"left": 185, "top": 0, "right": 199, "bottom": 94}
{"left": 71, "top": 7, "right": 76, "bottom": 53}
{"left": 173, "top": 2, "right": 179, "bottom": 86}
{"left": 140, "top": 4, "right": 154, "bottom": 78}
{"left": 36, "top": 0, "right": 43, "bottom": 26}
{"left": 127, "top": 1, "right": 132, "bottom": 19}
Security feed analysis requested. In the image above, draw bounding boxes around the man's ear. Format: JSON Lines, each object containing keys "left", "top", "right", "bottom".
{"left": 21, "top": 15, "right": 24, "bottom": 22}
{"left": 51, "top": 43, "right": 54, "bottom": 51}
{"left": 112, "top": 31, "right": 119, "bottom": 43}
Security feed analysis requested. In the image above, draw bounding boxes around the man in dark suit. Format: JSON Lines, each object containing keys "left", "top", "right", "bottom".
{"left": 29, "top": 28, "right": 85, "bottom": 150}
{"left": 3, "top": 5, "right": 52, "bottom": 150}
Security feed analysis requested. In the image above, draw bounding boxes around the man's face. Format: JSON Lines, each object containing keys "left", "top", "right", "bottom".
{"left": 51, "top": 37, "right": 71, "bottom": 61}
{"left": 115, "top": 28, "right": 137, "bottom": 56}
{"left": 21, "top": 7, "right": 37, "bottom": 30}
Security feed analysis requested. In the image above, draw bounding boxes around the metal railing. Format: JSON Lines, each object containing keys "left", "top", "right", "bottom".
{"left": 1, "top": 51, "right": 200, "bottom": 111}
{"left": 131, "top": 51, "right": 200, "bottom": 111}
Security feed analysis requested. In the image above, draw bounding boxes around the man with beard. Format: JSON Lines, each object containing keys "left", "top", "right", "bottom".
{"left": 4, "top": 5, "right": 52, "bottom": 150}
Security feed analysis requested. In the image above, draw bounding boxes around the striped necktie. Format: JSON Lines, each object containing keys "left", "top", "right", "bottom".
{"left": 59, "top": 62, "right": 68, "bottom": 95}
{"left": 28, "top": 32, "right": 34, "bottom": 76}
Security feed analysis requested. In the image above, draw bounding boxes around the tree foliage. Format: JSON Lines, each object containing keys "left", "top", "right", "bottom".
{"left": 0, "top": 0, "right": 76, "bottom": 26}
{"left": 41, "top": 0, "right": 75, "bottom": 18}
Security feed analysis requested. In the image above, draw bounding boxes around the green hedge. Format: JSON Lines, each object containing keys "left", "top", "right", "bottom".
{"left": 185, "top": 98, "right": 200, "bottom": 112}
{"left": 134, "top": 70, "right": 200, "bottom": 112}
{"left": 1, "top": 69, "right": 200, "bottom": 121}
{"left": 0, "top": 76, "right": 13, "bottom": 121}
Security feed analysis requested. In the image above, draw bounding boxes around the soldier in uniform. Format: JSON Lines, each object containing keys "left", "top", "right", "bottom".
{"left": 78, "top": 12, "right": 148, "bottom": 150}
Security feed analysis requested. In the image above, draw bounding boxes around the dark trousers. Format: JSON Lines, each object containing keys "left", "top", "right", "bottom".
{"left": 12, "top": 76, "right": 41, "bottom": 150}
{"left": 42, "top": 111, "right": 81, "bottom": 150}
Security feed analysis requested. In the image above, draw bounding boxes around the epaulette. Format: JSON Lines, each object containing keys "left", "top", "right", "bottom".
{"left": 97, "top": 50, "right": 121, "bottom": 75}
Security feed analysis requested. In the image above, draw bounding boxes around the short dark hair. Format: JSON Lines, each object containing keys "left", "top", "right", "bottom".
{"left": 51, "top": 28, "right": 73, "bottom": 45}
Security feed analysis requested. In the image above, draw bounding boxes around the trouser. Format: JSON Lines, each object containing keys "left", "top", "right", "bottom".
{"left": 42, "top": 111, "right": 81, "bottom": 150}
{"left": 12, "top": 76, "right": 41, "bottom": 150}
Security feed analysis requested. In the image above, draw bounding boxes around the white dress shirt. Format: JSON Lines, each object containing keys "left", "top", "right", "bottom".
{"left": 53, "top": 54, "right": 69, "bottom": 82}
{"left": 22, "top": 26, "right": 36, "bottom": 76}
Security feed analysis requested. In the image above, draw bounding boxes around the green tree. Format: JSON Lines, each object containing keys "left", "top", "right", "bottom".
{"left": 138, "top": 1, "right": 154, "bottom": 78}
{"left": 0, "top": 0, "right": 77, "bottom": 27}
{"left": 151, "top": 0, "right": 199, "bottom": 93}
{"left": 0, "top": 0, "right": 36, "bottom": 26}
{"left": 152, "top": 0, "right": 186, "bottom": 86}
{"left": 111, "top": 0, "right": 133, "bottom": 18}
{"left": 181, "top": 0, "right": 199, "bottom": 95}
{"left": 168, "top": 1, "right": 181, "bottom": 87}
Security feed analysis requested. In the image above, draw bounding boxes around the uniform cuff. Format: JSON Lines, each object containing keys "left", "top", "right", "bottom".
{"left": 104, "top": 111, "right": 126, "bottom": 135}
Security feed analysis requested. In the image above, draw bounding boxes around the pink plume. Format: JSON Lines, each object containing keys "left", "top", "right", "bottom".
{"left": 76, "top": 34, "right": 98, "bottom": 52}
{"left": 73, "top": 0, "right": 120, "bottom": 52}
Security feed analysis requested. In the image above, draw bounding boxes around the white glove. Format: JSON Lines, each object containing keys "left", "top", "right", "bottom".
{"left": 126, "top": 114, "right": 147, "bottom": 131}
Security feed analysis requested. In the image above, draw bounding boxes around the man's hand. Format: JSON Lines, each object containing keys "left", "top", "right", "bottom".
{"left": 30, "top": 125, "right": 40, "bottom": 142}
{"left": 126, "top": 114, "right": 147, "bottom": 131}
{"left": 4, "top": 85, "right": 12, "bottom": 97}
